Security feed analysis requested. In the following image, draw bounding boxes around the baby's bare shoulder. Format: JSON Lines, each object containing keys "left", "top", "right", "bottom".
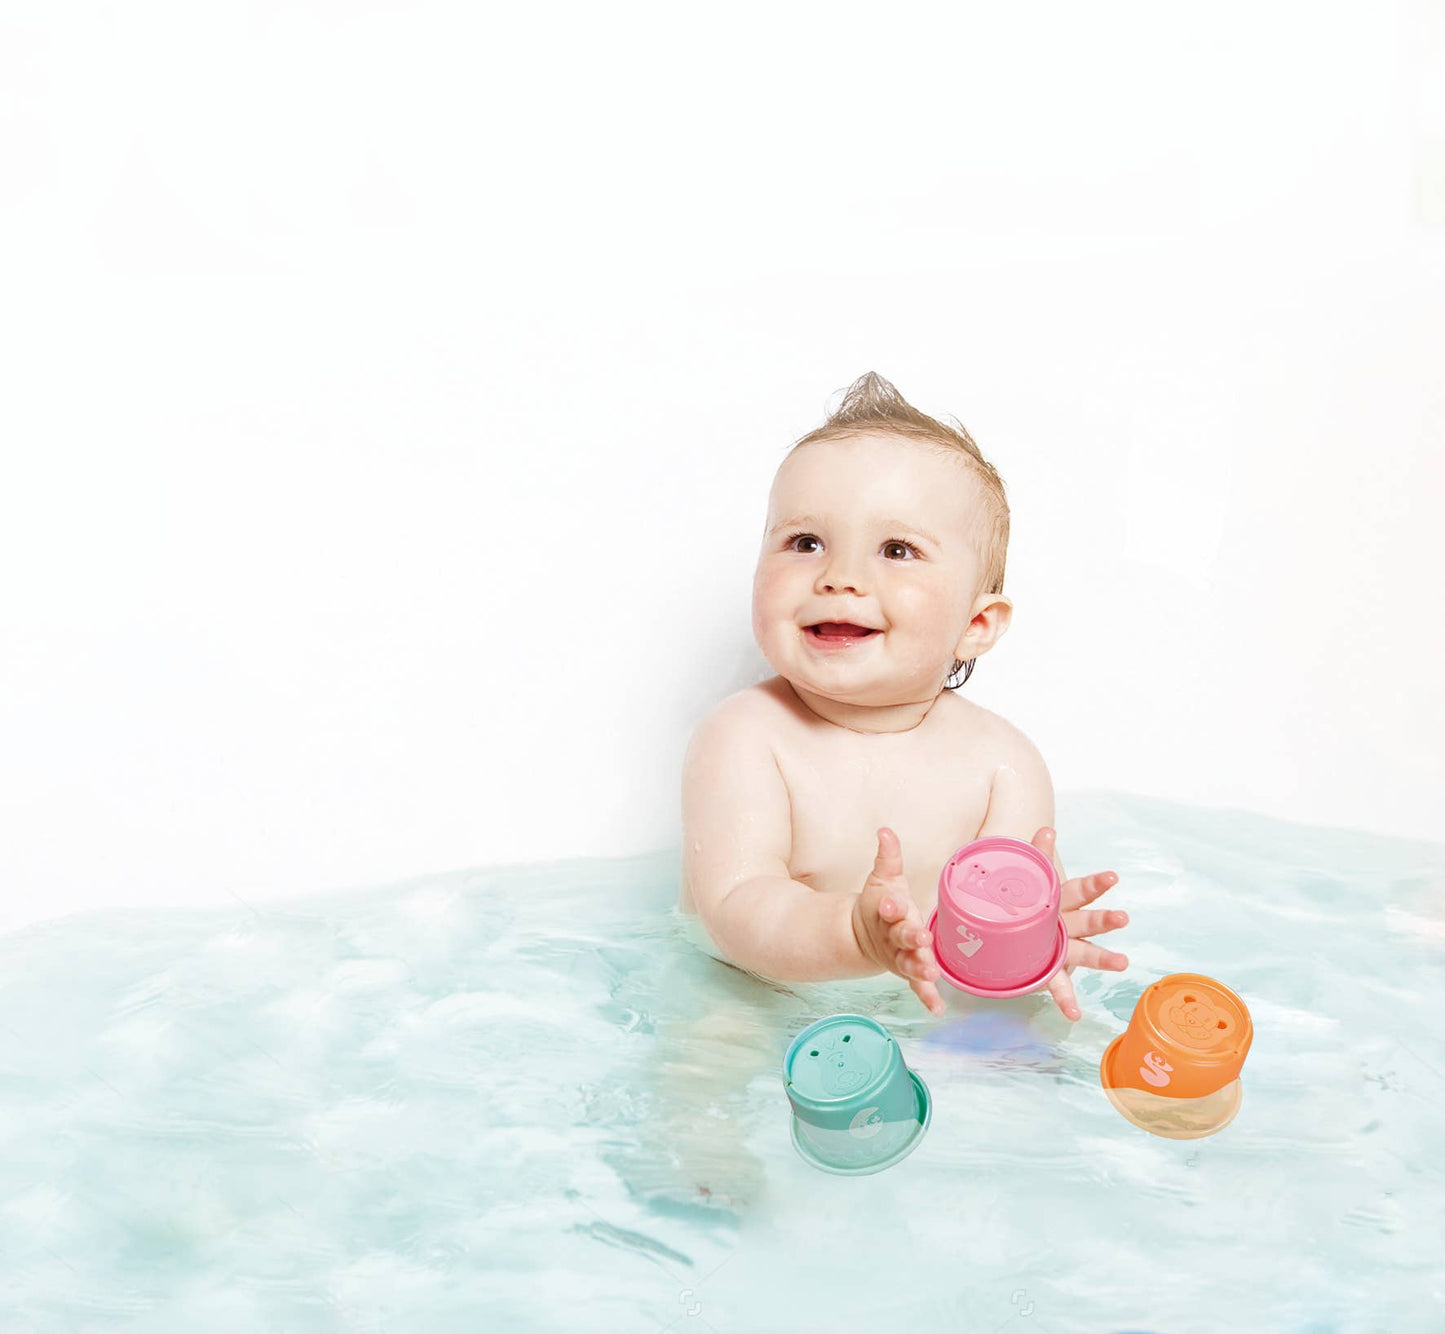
{"left": 694, "top": 680, "right": 787, "bottom": 739}
{"left": 947, "top": 695, "right": 1049, "bottom": 775}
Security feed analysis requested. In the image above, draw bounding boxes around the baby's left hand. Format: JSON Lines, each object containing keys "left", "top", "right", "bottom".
{"left": 1029, "top": 826, "right": 1128, "bottom": 1021}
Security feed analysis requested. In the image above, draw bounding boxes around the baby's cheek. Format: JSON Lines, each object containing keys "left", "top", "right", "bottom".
{"left": 751, "top": 566, "right": 794, "bottom": 631}
{"left": 887, "top": 619, "right": 951, "bottom": 676}
{"left": 894, "top": 585, "right": 964, "bottom": 652}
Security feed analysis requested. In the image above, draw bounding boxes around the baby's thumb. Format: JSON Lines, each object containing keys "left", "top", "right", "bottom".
{"left": 873, "top": 827, "right": 904, "bottom": 880}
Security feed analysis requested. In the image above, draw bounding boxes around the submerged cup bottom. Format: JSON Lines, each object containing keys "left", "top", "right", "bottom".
{"left": 789, "top": 1069, "right": 932, "bottom": 1176}
{"left": 1100, "top": 1034, "right": 1244, "bottom": 1139}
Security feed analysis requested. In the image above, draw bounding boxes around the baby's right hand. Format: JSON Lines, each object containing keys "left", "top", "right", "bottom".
{"left": 851, "top": 827, "right": 946, "bottom": 1017}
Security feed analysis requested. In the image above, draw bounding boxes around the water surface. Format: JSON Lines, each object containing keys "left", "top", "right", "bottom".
{"left": 1, "top": 792, "right": 1441, "bottom": 1332}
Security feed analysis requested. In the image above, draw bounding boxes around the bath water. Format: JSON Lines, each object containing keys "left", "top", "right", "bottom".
{"left": 0, "top": 792, "right": 1440, "bottom": 1331}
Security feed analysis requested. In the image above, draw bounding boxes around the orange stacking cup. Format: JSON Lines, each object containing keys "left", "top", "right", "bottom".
{"left": 1100, "top": 973, "right": 1253, "bottom": 1100}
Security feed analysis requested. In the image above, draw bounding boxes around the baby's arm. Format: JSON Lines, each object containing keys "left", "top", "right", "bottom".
{"left": 680, "top": 703, "right": 875, "bottom": 982}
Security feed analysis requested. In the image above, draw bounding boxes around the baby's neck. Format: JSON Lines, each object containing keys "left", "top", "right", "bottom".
{"left": 783, "top": 678, "right": 948, "bottom": 736}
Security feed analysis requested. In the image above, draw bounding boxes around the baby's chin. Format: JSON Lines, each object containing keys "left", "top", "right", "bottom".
{"left": 772, "top": 633, "right": 955, "bottom": 702}
{"left": 772, "top": 643, "right": 897, "bottom": 698}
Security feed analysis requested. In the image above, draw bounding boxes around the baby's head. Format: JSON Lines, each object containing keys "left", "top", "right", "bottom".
{"left": 752, "top": 372, "right": 1012, "bottom": 711}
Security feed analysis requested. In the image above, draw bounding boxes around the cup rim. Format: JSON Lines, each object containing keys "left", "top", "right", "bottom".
{"left": 789, "top": 1068, "right": 932, "bottom": 1175}
{"left": 926, "top": 909, "right": 1068, "bottom": 998}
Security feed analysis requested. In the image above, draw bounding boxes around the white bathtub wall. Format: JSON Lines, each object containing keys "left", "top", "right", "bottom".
{"left": 2, "top": 3, "right": 1442, "bottom": 932}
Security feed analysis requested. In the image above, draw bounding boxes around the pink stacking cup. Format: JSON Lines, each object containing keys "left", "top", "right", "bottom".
{"left": 926, "top": 836, "right": 1068, "bottom": 998}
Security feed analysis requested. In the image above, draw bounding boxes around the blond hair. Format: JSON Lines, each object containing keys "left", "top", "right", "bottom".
{"left": 786, "top": 372, "right": 1010, "bottom": 688}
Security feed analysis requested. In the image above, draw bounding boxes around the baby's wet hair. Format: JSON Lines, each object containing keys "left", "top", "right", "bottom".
{"left": 787, "top": 371, "right": 1010, "bottom": 690}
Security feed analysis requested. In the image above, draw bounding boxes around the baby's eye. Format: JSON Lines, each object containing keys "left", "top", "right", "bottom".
{"left": 784, "top": 532, "right": 923, "bottom": 560}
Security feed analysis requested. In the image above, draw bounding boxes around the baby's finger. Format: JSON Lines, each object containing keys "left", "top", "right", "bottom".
{"left": 1064, "top": 908, "right": 1129, "bottom": 940}
{"left": 1060, "top": 870, "right": 1119, "bottom": 913}
{"left": 911, "top": 975, "right": 946, "bottom": 1017}
{"left": 897, "top": 948, "right": 940, "bottom": 982}
{"left": 872, "top": 827, "right": 906, "bottom": 882}
{"left": 888, "top": 917, "right": 932, "bottom": 951}
{"left": 1067, "top": 938, "right": 1129, "bottom": 973}
{"left": 1046, "top": 968, "right": 1081, "bottom": 1021}
{"left": 876, "top": 895, "right": 910, "bottom": 924}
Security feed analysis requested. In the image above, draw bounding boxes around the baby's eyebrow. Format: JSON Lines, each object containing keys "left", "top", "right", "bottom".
{"left": 768, "top": 514, "right": 941, "bottom": 546}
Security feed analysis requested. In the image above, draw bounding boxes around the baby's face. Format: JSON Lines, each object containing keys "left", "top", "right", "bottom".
{"left": 752, "top": 432, "right": 996, "bottom": 705}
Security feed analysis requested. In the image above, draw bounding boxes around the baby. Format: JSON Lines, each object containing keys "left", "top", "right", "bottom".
{"left": 679, "top": 372, "right": 1129, "bottom": 1020}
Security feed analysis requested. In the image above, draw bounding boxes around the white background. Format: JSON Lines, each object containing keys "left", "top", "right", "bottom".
{"left": 3, "top": 1, "right": 1442, "bottom": 934}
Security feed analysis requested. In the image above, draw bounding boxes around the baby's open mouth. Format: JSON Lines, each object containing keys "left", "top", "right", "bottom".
{"left": 806, "top": 623, "right": 881, "bottom": 641}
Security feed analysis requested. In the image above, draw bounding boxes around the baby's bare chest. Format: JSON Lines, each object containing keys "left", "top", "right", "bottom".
{"left": 771, "top": 704, "right": 998, "bottom": 912}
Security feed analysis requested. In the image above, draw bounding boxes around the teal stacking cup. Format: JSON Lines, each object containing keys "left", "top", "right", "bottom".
{"left": 782, "top": 1014, "right": 932, "bottom": 1175}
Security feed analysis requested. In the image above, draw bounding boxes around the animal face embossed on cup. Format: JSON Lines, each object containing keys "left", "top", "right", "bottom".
{"left": 1167, "top": 998, "right": 1226, "bottom": 1048}
{"left": 818, "top": 1036, "right": 872, "bottom": 1096}
{"left": 960, "top": 863, "right": 1041, "bottom": 917}
{"left": 956, "top": 925, "right": 984, "bottom": 958}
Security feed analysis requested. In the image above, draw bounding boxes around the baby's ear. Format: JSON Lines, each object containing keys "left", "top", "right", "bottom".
{"left": 983, "top": 593, "right": 1014, "bottom": 640}
{"left": 956, "top": 593, "right": 1013, "bottom": 660}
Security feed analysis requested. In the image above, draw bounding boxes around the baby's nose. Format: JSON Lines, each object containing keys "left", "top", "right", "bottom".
{"left": 819, "top": 554, "right": 869, "bottom": 594}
